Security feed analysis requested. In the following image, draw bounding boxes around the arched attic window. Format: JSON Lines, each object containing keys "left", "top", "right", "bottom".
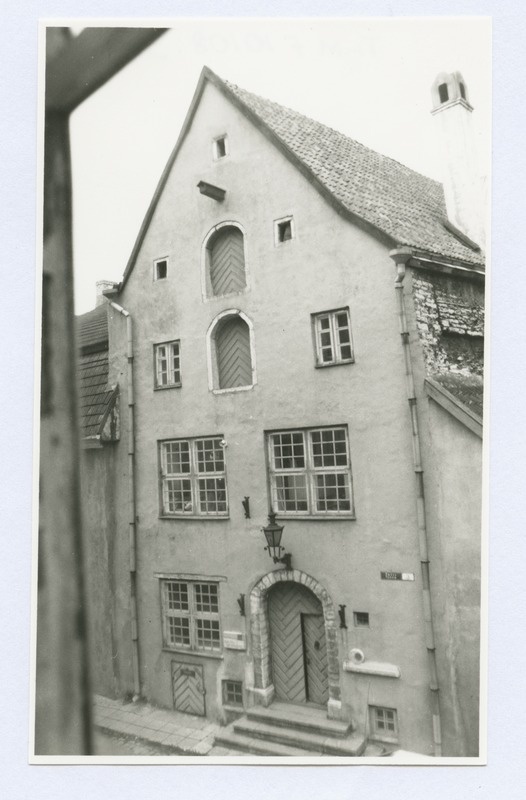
{"left": 207, "top": 311, "right": 256, "bottom": 392}
{"left": 438, "top": 82, "right": 449, "bottom": 103}
{"left": 206, "top": 224, "right": 246, "bottom": 298}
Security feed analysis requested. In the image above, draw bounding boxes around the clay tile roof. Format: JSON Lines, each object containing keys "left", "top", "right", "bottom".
{"left": 77, "top": 303, "right": 109, "bottom": 353}
{"left": 76, "top": 304, "right": 115, "bottom": 438}
{"left": 430, "top": 372, "right": 483, "bottom": 420}
{"left": 224, "top": 80, "right": 485, "bottom": 268}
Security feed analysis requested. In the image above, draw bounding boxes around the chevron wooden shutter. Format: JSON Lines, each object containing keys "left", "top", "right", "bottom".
{"left": 171, "top": 661, "right": 206, "bottom": 716}
{"left": 216, "top": 316, "right": 252, "bottom": 388}
{"left": 208, "top": 227, "right": 246, "bottom": 296}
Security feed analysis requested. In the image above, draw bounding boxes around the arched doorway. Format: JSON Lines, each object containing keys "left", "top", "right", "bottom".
{"left": 268, "top": 581, "right": 329, "bottom": 706}
{"left": 249, "top": 570, "right": 342, "bottom": 719}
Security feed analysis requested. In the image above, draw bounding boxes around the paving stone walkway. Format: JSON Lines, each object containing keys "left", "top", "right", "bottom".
{"left": 93, "top": 694, "right": 239, "bottom": 756}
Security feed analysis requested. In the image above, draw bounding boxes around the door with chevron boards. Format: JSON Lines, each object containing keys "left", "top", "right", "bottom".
{"left": 171, "top": 661, "right": 206, "bottom": 716}
{"left": 268, "top": 581, "right": 328, "bottom": 706}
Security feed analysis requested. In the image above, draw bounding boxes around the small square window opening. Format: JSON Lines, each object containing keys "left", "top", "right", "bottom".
{"left": 276, "top": 218, "right": 293, "bottom": 244}
{"left": 154, "top": 259, "right": 168, "bottom": 281}
{"left": 370, "top": 706, "right": 398, "bottom": 739}
{"left": 213, "top": 135, "right": 228, "bottom": 160}
{"left": 353, "top": 611, "right": 369, "bottom": 627}
{"left": 223, "top": 679, "right": 243, "bottom": 706}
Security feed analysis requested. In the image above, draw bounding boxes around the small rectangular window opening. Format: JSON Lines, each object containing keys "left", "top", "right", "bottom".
{"left": 223, "top": 679, "right": 243, "bottom": 706}
{"left": 154, "top": 259, "right": 168, "bottom": 281}
{"left": 353, "top": 611, "right": 369, "bottom": 627}
{"left": 370, "top": 706, "right": 398, "bottom": 739}
{"left": 213, "top": 135, "right": 228, "bottom": 160}
{"left": 277, "top": 219, "right": 293, "bottom": 243}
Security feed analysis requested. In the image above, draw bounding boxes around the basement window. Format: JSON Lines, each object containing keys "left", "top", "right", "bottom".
{"left": 275, "top": 216, "right": 294, "bottom": 245}
{"left": 353, "top": 611, "right": 369, "bottom": 627}
{"left": 223, "top": 679, "right": 243, "bottom": 707}
{"left": 213, "top": 135, "right": 228, "bottom": 160}
{"left": 154, "top": 258, "right": 168, "bottom": 281}
{"left": 369, "top": 706, "right": 398, "bottom": 741}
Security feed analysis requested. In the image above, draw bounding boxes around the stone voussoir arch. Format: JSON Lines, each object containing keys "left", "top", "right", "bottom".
{"left": 249, "top": 568, "right": 343, "bottom": 720}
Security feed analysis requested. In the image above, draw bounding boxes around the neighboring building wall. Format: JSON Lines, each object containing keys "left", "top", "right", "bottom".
{"left": 105, "top": 81, "right": 455, "bottom": 755}
{"left": 405, "top": 266, "right": 482, "bottom": 756}
{"left": 412, "top": 268, "right": 484, "bottom": 376}
{"left": 424, "top": 401, "right": 481, "bottom": 756}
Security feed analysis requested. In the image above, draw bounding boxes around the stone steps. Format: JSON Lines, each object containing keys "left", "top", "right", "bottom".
{"left": 246, "top": 702, "right": 352, "bottom": 738}
{"left": 214, "top": 702, "right": 365, "bottom": 757}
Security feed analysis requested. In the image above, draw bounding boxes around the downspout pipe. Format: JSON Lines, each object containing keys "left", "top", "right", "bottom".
{"left": 390, "top": 249, "right": 442, "bottom": 757}
{"left": 110, "top": 301, "right": 140, "bottom": 700}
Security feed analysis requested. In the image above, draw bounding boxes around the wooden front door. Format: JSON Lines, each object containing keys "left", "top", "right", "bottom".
{"left": 302, "top": 613, "right": 329, "bottom": 706}
{"left": 268, "top": 581, "right": 328, "bottom": 705}
{"left": 171, "top": 661, "right": 206, "bottom": 716}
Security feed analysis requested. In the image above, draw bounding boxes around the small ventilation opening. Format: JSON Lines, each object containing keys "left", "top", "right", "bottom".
{"left": 213, "top": 135, "right": 228, "bottom": 160}
{"left": 438, "top": 83, "right": 449, "bottom": 103}
{"left": 277, "top": 218, "right": 293, "bottom": 243}
{"left": 459, "top": 82, "right": 466, "bottom": 100}
{"left": 353, "top": 611, "right": 369, "bottom": 627}
{"left": 154, "top": 259, "right": 167, "bottom": 280}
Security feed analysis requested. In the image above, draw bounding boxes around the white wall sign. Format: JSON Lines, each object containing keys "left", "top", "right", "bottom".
{"left": 223, "top": 631, "right": 246, "bottom": 650}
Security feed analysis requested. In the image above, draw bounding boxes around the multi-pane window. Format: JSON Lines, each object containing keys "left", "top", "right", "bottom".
{"left": 154, "top": 341, "right": 181, "bottom": 388}
{"left": 223, "top": 680, "right": 243, "bottom": 706}
{"left": 313, "top": 308, "right": 353, "bottom": 366}
{"left": 160, "top": 436, "right": 228, "bottom": 516}
{"left": 369, "top": 706, "right": 398, "bottom": 739}
{"left": 161, "top": 579, "right": 221, "bottom": 652}
{"left": 268, "top": 427, "right": 353, "bottom": 516}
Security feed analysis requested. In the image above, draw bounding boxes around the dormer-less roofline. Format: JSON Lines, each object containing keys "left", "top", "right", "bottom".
{"left": 115, "top": 66, "right": 485, "bottom": 295}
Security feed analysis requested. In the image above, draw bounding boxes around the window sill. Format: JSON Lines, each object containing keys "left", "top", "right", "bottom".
{"left": 315, "top": 359, "right": 354, "bottom": 369}
{"left": 369, "top": 734, "right": 399, "bottom": 746}
{"left": 273, "top": 514, "right": 356, "bottom": 521}
{"left": 154, "top": 384, "right": 182, "bottom": 391}
{"left": 159, "top": 515, "right": 230, "bottom": 521}
{"left": 211, "top": 384, "right": 255, "bottom": 395}
{"left": 162, "top": 648, "right": 224, "bottom": 660}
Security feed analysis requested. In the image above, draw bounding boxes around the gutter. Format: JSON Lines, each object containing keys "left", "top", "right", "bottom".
{"left": 391, "top": 251, "right": 443, "bottom": 757}
{"left": 110, "top": 301, "right": 141, "bottom": 700}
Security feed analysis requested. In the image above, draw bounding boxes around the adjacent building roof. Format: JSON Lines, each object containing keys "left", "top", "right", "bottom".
{"left": 76, "top": 304, "right": 116, "bottom": 440}
{"left": 118, "top": 66, "right": 484, "bottom": 292}
{"left": 425, "top": 373, "right": 483, "bottom": 438}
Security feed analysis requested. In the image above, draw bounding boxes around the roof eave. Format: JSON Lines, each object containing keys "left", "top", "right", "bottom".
{"left": 390, "top": 246, "right": 485, "bottom": 280}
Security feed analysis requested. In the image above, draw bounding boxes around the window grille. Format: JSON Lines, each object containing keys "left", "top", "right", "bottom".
{"left": 161, "top": 579, "right": 221, "bottom": 652}
{"left": 160, "top": 436, "right": 228, "bottom": 516}
{"left": 154, "top": 341, "right": 181, "bottom": 388}
{"left": 268, "top": 426, "right": 353, "bottom": 516}
{"left": 313, "top": 308, "right": 353, "bottom": 366}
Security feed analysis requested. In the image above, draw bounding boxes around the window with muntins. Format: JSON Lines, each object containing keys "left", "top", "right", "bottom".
{"left": 160, "top": 436, "right": 228, "bottom": 516}
{"left": 313, "top": 308, "right": 353, "bottom": 366}
{"left": 268, "top": 426, "right": 354, "bottom": 516}
{"left": 369, "top": 706, "right": 398, "bottom": 739}
{"left": 216, "top": 316, "right": 252, "bottom": 389}
{"left": 161, "top": 579, "right": 221, "bottom": 652}
{"left": 154, "top": 341, "right": 181, "bottom": 388}
{"left": 207, "top": 226, "right": 246, "bottom": 297}
{"left": 223, "top": 680, "right": 243, "bottom": 706}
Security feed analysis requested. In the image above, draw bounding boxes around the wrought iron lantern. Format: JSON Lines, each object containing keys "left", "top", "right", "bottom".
{"left": 262, "top": 510, "right": 292, "bottom": 570}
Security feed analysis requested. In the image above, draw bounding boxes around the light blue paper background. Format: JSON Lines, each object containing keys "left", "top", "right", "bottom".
{"left": 1, "top": 1, "right": 524, "bottom": 797}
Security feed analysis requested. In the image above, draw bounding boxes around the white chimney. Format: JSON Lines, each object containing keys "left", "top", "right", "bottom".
{"left": 96, "top": 280, "right": 116, "bottom": 307}
{"left": 431, "top": 71, "right": 485, "bottom": 250}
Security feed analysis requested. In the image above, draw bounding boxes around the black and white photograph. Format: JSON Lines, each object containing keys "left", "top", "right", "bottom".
{"left": 32, "top": 18, "right": 492, "bottom": 766}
